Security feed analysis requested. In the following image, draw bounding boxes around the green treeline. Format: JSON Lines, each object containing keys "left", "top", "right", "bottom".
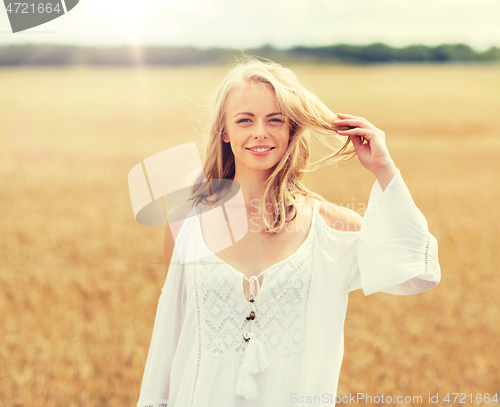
{"left": 0, "top": 42, "right": 499, "bottom": 66}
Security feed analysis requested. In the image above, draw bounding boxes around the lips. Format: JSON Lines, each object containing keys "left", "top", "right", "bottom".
{"left": 246, "top": 146, "right": 275, "bottom": 152}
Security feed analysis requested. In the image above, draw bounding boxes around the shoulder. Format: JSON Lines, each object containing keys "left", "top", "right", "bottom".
{"left": 165, "top": 201, "right": 197, "bottom": 248}
{"left": 166, "top": 201, "right": 197, "bottom": 224}
{"left": 318, "top": 200, "right": 363, "bottom": 232}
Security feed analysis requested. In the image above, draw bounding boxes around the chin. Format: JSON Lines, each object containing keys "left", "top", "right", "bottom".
{"left": 237, "top": 160, "right": 278, "bottom": 174}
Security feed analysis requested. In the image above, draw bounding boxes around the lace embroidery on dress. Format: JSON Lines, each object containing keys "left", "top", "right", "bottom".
{"left": 251, "top": 252, "right": 313, "bottom": 354}
{"left": 195, "top": 248, "right": 314, "bottom": 356}
{"left": 193, "top": 202, "right": 317, "bottom": 357}
{"left": 197, "top": 259, "right": 249, "bottom": 356}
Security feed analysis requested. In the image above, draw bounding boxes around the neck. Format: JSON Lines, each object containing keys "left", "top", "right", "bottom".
{"left": 233, "top": 167, "right": 273, "bottom": 214}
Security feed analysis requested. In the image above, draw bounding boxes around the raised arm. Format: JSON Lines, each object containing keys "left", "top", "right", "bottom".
{"left": 326, "top": 113, "right": 440, "bottom": 295}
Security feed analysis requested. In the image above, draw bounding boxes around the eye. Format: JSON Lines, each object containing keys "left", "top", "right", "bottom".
{"left": 270, "top": 118, "right": 283, "bottom": 123}
{"left": 237, "top": 118, "right": 251, "bottom": 123}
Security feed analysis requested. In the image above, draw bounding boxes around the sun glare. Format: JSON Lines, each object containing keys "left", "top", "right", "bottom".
{"left": 100, "top": 0, "right": 147, "bottom": 30}
{"left": 77, "top": 0, "right": 151, "bottom": 42}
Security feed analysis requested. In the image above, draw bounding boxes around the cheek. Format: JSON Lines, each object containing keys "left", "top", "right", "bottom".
{"left": 281, "top": 128, "right": 290, "bottom": 146}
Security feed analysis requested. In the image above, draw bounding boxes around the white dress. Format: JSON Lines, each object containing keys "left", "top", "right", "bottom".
{"left": 136, "top": 169, "right": 441, "bottom": 407}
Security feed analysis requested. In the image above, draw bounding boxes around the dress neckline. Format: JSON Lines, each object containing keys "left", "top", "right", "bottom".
{"left": 195, "top": 198, "right": 319, "bottom": 282}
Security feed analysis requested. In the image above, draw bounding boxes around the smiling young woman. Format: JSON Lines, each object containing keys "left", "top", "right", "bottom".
{"left": 222, "top": 82, "right": 290, "bottom": 175}
{"left": 136, "top": 56, "right": 441, "bottom": 407}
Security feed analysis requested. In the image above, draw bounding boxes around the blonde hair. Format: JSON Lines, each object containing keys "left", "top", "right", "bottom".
{"left": 191, "top": 55, "right": 362, "bottom": 233}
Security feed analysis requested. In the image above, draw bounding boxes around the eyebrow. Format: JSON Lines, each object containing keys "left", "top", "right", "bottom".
{"left": 234, "top": 112, "right": 284, "bottom": 118}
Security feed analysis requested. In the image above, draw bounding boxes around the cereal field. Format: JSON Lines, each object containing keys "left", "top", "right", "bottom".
{"left": 0, "top": 63, "right": 499, "bottom": 406}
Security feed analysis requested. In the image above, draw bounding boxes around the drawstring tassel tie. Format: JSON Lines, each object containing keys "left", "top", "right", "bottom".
{"left": 235, "top": 276, "right": 271, "bottom": 400}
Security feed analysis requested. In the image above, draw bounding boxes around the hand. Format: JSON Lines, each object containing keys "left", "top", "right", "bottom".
{"left": 334, "top": 113, "right": 398, "bottom": 190}
{"left": 334, "top": 113, "right": 395, "bottom": 172}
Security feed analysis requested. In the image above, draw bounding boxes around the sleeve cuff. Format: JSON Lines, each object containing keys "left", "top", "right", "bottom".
{"left": 356, "top": 169, "right": 441, "bottom": 296}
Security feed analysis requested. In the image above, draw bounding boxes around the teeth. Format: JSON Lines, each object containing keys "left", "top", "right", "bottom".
{"left": 250, "top": 148, "right": 272, "bottom": 152}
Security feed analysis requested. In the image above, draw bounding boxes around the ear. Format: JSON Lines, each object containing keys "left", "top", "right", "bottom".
{"left": 221, "top": 131, "right": 230, "bottom": 144}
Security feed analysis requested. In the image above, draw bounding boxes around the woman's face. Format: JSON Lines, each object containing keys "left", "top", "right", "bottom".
{"left": 222, "top": 81, "right": 290, "bottom": 177}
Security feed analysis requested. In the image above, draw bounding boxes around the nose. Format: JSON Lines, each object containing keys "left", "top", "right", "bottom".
{"left": 253, "top": 121, "right": 267, "bottom": 139}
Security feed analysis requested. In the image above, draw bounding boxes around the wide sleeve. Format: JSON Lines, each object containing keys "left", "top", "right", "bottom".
{"left": 137, "top": 248, "right": 187, "bottom": 407}
{"left": 347, "top": 169, "right": 441, "bottom": 296}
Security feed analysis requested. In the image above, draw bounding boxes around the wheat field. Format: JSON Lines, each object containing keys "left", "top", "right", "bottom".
{"left": 0, "top": 63, "right": 499, "bottom": 406}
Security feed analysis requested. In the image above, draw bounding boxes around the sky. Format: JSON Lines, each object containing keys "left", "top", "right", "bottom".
{"left": 0, "top": 0, "right": 499, "bottom": 51}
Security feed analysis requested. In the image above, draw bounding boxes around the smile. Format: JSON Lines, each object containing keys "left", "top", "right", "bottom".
{"left": 246, "top": 147, "right": 274, "bottom": 152}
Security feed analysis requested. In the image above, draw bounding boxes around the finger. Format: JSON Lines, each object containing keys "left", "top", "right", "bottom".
{"left": 337, "top": 128, "right": 372, "bottom": 137}
{"left": 334, "top": 118, "right": 372, "bottom": 129}
{"left": 337, "top": 113, "right": 370, "bottom": 125}
{"left": 337, "top": 129, "right": 365, "bottom": 147}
